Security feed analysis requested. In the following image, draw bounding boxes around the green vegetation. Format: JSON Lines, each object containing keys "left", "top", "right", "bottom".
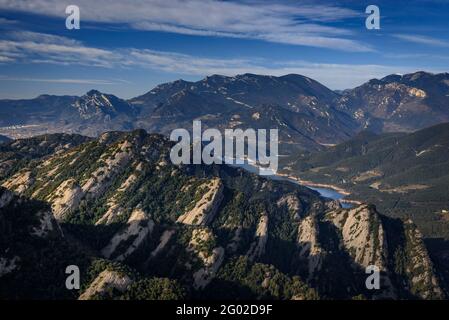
{"left": 202, "top": 256, "right": 318, "bottom": 300}
{"left": 122, "top": 278, "right": 185, "bottom": 300}
{"left": 1, "top": 130, "right": 446, "bottom": 300}
{"left": 282, "top": 124, "right": 449, "bottom": 240}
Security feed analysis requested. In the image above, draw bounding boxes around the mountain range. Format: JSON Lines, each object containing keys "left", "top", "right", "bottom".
{"left": 335, "top": 71, "right": 449, "bottom": 133}
{"left": 2, "top": 71, "right": 448, "bottom": 155}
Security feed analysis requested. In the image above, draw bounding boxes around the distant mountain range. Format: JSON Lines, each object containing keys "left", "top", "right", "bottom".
{"left": 335, "top": 71, "right": 449, "bottom": 133}
{"left": 2, "top": 71, "right": 448, "bottom": 155}
{"left": 0, "top": 90, "right": 136, "bottom": 138}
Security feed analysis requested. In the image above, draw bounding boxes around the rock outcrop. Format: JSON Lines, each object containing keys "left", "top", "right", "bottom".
{"left": 297, "top": 215, "right": 324, "bottom": 280}
{"left": 177, "top": 178, "right": 223, "bottom": 226}
{"left": 79, "top": 270, "right": 132, "bottom": 300}
{"left": 247, "top": 214, "right": 269, "bottom": 261}
{"left": 102, "top": 208, "right": 154, "bottom": 261}
{"left": 326, "top": 205, "right": 396, "bottom": 298}
{"left": 189, "top": 228, "right": 225, "bottom": 289}
{"left": 402, "top": 220, "right": 444, "bottom": 299}
{"left": 47, "top": 179, "right": 83, "bottom": 220}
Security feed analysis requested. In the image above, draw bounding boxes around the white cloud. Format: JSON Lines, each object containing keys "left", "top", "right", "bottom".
{"left": 0, "top": 31, "right": 120, "bottom": 67}
{"left": 0, "top": 76, "right": 129, "bottom": 85}
{"left": 0, "top": 31, "right": 436, "bottom": 89}
{"left": 0, "top": 55, "right": 14, "bottom": 62}
{"left": 393, "top": 34, "right": 449, "bottom": 47}
{"left": 0, "top": 0, "right": 370, "bottom": 52}
{"left": 384, "top": 52, "right": 449, "bottom": 61}
{"left": 0, "top": 17, "right": 18, "bottom": 25}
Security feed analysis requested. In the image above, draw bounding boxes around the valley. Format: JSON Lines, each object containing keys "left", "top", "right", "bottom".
{"left": 230, "top": 161, "right": 355, "bottom": 208}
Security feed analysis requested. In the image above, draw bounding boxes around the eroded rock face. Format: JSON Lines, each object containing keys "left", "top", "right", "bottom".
{"left": 96, "top": 165, "right": 142, "bottom": 225}
{"left": 277, "top": 194, "right": 302, "bottom": 219}
{"left": 147, "top": 229, "right": 176, "bottom": 261}
{"left": 192, "top": 247, "right": 225, "bottom": 290}
{"left": 2, "top": 170, "right": 33, "bottom": 194}
{"left": 101, "top": 208, "right": 154, "bottom": 261}
{"left": 177, "top": 178, "right": 224, "bottom": 226}
{"left": 297, "top": 215, "right": 324, "bottom": 280}
{"left": 327, "top": 205, "right": 388, "bottom": 268}
{"left": 79, "top": 270, "right": 132, "bottom": 300}
{"left": 189, "top": 228, "right": 225, "bottom": 290}
{"left": 326, "top": 205, "right": 396, "bottom": 298}
{"left": 247, "top": 214, "right": 269, "bottom": 261}
{"left": 47, "top": 179, "right": 83, "bottom": 220}
{"left": 403, "top": 220, "right": 444, "bottom": 299}
{"left": 82, "top": 140, "right": 133, "bottom": 198}
{"left": 96, "top": 202, "right": 123, "bottom": 225}
{"left": 321, "top": 204, "right": 445, "bottom": 299}
{"left": 227, "top": 226, "right": 243, "bottom": 253}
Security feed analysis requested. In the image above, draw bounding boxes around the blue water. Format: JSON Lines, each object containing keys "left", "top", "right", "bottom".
{"left": 231, "top": 162, "right": 353, "bottom": 208}
{"left": 307, "top": 186, "right": 353, "bottom": 209}
{"left": 306, "top": 186, "right": 344, "bottom": 200}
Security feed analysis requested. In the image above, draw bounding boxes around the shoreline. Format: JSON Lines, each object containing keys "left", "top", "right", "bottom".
{"left": 274, "top": 172, "right": 363, "bottom": 205}
{"left": 231, "top": 163, "right": 363, "bottom": 206}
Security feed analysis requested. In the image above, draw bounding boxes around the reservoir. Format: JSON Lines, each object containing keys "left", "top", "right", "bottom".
{"left": 232, "top": 162, "right": 353, "bottom": 208}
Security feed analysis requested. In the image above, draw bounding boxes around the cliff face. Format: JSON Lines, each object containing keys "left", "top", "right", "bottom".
{"left": 0, "top": 132, "right": 445, "bottom": 300}
{"left": 401, "top": 220, "right": 444, "bottom": 299}
{"left": 177, "top": 178, "right": 224, "bottom": 226}
{"left": 79, "top": 269, "right": 132, "bottom": 300}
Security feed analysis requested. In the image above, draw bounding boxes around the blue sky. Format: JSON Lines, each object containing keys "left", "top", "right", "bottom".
{"left": 0, "top": 0, "right": 448, "bottom": 99}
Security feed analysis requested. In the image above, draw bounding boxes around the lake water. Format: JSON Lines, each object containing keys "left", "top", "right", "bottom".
{"left": 305, "top": 186, "right": 353, "bottom": 209}
{"left": 231, "top": 162, "right": 353, "bottom": 209}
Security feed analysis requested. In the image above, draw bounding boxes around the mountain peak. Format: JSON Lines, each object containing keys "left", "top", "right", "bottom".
{"left": 281, "top": 73, "right": 307, "bottom": 79}
{"left": 409, "top": 70, "right": 434, "bottom": 77}
{"left": 71, "top": 89, "right": 134, "bottom": 121}
{"left": 86, "top": 89, "right": 103, "bottom": 96}
{"left": 204, "top": 74, "right": 228, "bottom": 79}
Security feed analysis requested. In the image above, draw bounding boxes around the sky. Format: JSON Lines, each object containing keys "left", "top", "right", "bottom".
{"left": 0, "top": 0, "right": 448, "bottom": 99}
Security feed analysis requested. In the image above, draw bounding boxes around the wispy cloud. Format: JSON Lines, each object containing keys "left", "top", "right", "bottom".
{"left": 0, "top": 17, "right": 18, "bottom": 25}
{"left": 0, "top": 0, "right": 371, "bottom": 52}
{"left": 0, "top": 55, "right": 14, "bottom": 62}
{"left": 393, "top": 34, "right": 449, "bottom": 47}
{"left": 0, "top": 31, "right": 119, "bottom": 67}
{"left": 0, "top": 31, "right": 429, "bottom": 89}
{"left": 384, "top": 52, "right": 449, "bottom": 60}
{"left": 0, "top": 75, "right": 129, "bottom": 85}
